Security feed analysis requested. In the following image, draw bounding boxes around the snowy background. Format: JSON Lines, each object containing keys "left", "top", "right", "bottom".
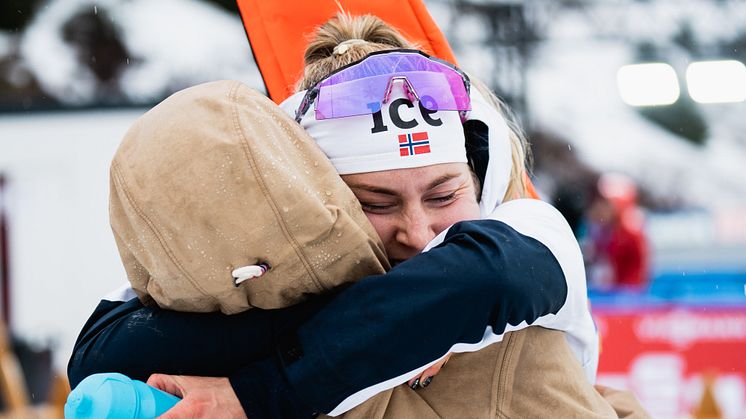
{"left": 0, "top": 0, "right": 266, "bottom": 372}
{"left": 1, "top": 0, "right": 745, "bottom": 417}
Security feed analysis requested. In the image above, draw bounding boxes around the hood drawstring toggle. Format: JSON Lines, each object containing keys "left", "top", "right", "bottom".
{"left": 233, "top": 263, "right": 271, "bottom": 286}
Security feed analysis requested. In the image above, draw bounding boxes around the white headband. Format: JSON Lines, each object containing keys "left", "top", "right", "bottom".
{"left": 280, "top": 85, "right": 513, "bottom": 215}
{"left": 467, "top": 87, "right": 513, "bottom": 216}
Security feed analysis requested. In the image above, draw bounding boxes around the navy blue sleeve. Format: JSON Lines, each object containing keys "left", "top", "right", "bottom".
{"left": 234, "top": 219, "right": 568, "bottom": 415}
{"left": 67, "top": 294, "right": 332, "bottom": 388}
{"left": 229, "top": 358, "right": 316, "bottom": 418}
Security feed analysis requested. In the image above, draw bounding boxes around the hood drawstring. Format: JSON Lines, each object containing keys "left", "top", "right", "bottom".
{"left": 233, "top": 263, "right": 270, "bottom": 286}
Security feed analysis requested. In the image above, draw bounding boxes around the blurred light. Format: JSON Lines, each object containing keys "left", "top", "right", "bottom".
{"left": 686, "top": 60, "right": 746, "bottom": 104}
{"left": 617, "top": 63, "right": 680, "bottom": 106}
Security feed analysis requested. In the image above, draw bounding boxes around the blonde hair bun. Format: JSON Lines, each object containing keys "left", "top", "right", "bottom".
{"left": 299, "top": 13, "right": 413, "bottom": 90}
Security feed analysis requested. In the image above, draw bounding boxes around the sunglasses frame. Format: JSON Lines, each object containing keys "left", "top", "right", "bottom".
{"left": 294, "top": 48, "right": 471, "bottom": 123}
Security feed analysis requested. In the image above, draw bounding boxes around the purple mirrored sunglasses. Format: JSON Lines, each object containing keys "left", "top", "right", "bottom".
{"left": 294, "top": 49, "right": 471, "bottom": 122}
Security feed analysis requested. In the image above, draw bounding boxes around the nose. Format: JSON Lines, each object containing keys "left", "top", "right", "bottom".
{"left": 394, "top": 206, "right": 437, "bottom": 253}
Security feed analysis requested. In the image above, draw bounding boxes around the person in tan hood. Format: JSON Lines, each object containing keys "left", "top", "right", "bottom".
{"left": 109, "top": 79, "right": 389, "bottom": 315}
{"left": 68, "top": 16, "right": 649, "bottom": 419}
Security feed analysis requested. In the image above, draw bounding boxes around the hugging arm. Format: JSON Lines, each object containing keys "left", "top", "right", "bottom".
{"left": 67, "top": 293, "right": 333, "bottom": 387}
{"left": 232, "top": 213, "right": 570, "bottom": 417}
{"left": 69, "top": 201, "right": 578, "bottom": 417}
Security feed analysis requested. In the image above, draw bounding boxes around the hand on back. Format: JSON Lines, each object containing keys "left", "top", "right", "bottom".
{"left": 148, "top": 374, "right": 247, "bottom": 419}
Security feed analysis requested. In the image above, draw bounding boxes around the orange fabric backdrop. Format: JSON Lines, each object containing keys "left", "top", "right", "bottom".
{"left": 235, "top": 0, "right": 540, "bottom": 199}
{"left": 236, "top": 0, "right": 456, "bottom": 103}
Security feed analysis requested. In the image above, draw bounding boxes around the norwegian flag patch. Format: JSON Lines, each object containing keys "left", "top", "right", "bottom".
{"left": 398, "top": 132, "right": 431, "bottom": 157}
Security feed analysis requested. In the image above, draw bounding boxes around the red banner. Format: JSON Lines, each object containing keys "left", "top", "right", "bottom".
{"left": 593, "top": 307, "right": 746, "bottom": 418}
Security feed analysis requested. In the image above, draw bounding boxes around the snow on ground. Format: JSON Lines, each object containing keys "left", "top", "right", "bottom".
{"left": 526, "top": 5, "right": 746, "bottom": 208}
{"left": 583, "top": 0, "right": 746, "bottom": 45}
{"left": 19, "top": 0, "right": 95, "bottom": 103}
{"left": 19, "top": 0, "right": 263, "bottom": 104}
{"left": 425, "top": 0, "right": 746, "bottom": 208}
{"left": 529, "top": 37, "right": 746, "bottom": 207}
{"left": 114, "top": 0, "right": 263, "bottom": 101}
{"left": 0, "top": 32, "right": 11, "bottom": 57}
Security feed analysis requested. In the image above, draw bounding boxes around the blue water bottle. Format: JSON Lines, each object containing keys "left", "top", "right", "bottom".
{"left": 65, "top": 372, "right": 181, "bottom": 419}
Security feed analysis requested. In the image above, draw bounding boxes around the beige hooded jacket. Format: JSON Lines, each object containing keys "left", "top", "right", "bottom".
{"left": 109, "top": 80, "right": 388, "bottom": 314}
{"left": 325, "top": 327, "right": 650, "bottom": 419}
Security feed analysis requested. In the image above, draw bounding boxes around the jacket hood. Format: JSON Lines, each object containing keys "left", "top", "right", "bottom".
{"left": 110, "top": 80, "right": 389, "bottom": 314}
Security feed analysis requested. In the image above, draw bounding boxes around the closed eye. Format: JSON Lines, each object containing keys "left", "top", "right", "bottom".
{"left": 428, "top": 192, "right": 456, "bottom": 204}
{"left": 360, "top": 202, "right": 397, "bottom": 213}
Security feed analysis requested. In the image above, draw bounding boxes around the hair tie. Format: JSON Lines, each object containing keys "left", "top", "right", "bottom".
{"left": 333, "top": 39, "right": 367, "bottom": 55}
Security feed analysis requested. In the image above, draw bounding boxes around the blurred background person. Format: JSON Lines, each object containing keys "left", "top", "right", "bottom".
{"left": 584, "top": 173, "right": 649, "bottom": 291}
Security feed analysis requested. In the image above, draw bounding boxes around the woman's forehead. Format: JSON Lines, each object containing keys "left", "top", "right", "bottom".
{"left": 342, "top": 162, "right": 471, "bottom": 194}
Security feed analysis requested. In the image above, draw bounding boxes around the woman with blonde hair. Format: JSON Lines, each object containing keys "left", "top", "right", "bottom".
{"left": 69, "top": 13, "right": 648, "bottom": 419}
{"left": 297, "top": 13, "right": 529, "bottom": 203}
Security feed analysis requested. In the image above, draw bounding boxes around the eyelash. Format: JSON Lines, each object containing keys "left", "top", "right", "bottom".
{"left": 361, "top": 202, "right": 395, "bottom": 212}
{"left": 359, "top": 192, "right": 458, "bottom": 213}
{"left": 429, "top": 192, "right": 457, "bottom": 204}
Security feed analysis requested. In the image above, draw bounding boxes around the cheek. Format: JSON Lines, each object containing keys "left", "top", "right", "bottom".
{"left": 365, "top": 214, "right": 396, "bottom": 243}
{"left": 435, "top": 199, "right": 481, "bottom": 230}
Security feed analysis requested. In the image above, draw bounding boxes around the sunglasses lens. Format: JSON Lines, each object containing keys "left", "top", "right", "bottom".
{"left": 403, "top": 71, "right": 469, "bottom": 111}
{"left": 315, "top": 74, "right": 390, "bottom": 119}
{"left": 313, "top": 53, "right": 470, "bottom": 120}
